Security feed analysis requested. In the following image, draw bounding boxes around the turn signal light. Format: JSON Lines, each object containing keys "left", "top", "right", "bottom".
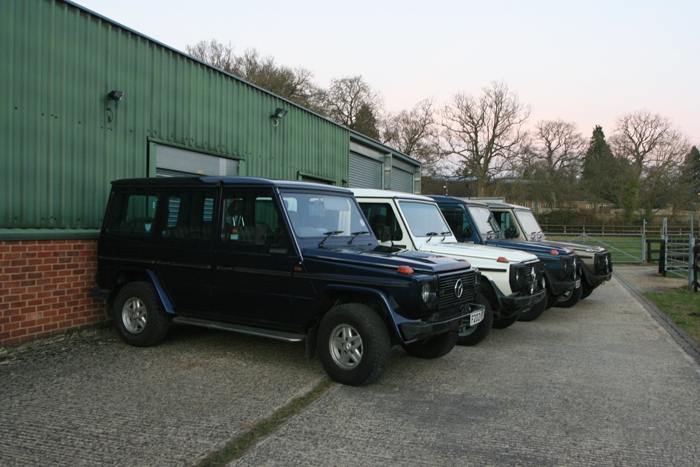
{"left": 550, "top": 250, "right": 559, "bottom": 255}
{"left": 497, "top": 257, "right": 509, "bottom": 263}
{"left": 397, "top": 265, "right": 414, "bottom": 275}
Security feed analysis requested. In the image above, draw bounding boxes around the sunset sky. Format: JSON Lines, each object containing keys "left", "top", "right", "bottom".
{"left": 73, "top": 0, "right": 700, "bottom": 146}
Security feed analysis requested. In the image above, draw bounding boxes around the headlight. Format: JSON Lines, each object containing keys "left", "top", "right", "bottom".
{"left": 509, "top": 264, "right": 526, "bottom": 293}
{"left": 421, "top": 281, "right": 437, "bottom": 307}
{"left": 561, "top": 256, "right": 576, "bottom": 280}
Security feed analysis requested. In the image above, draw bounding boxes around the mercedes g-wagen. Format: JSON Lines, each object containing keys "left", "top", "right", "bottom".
{"left": 91, "top": 177, "right": 484, "bottom": 386}
{"left": 482, "top": 200, "right": 612, "bottom": 304}
{"left": 353, "top": 188, "right": 546, "bottom": 345}
{"left": 431, "top": 196, "right": 581, "bottom": 321}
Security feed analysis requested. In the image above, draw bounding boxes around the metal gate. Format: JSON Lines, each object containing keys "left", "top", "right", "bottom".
{"left": 546, "top": 232, "right": 646, "bottom": 264}
{"left": 662, "top": 216, "right": 696, "bottom": 286}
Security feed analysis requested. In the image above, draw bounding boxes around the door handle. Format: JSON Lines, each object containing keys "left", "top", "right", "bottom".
{"left": 217, "top": 265, "right": 233, "bottom": 271}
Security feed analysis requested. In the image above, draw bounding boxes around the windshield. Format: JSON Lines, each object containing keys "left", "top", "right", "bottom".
{"left": 468, "top": 206, "right": 502, "bottom": 238}
{"left": 515, "top": 210, "right": 544, "bottom": 239}
{"left": 399, "top": 201, "right": 452, "bottom": 237}
{"left": 281, "top": 192, "right": 369, "bottom": 238}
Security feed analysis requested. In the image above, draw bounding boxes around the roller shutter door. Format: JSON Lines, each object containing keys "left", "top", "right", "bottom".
{"left": 349, "top": 153, "right": 382, "bottom": 189}
{"left": 391, "top": 167, "right": 414, "bottom": 193}
{"left": 153, "top": 144, "right": 238, "bottom": 177}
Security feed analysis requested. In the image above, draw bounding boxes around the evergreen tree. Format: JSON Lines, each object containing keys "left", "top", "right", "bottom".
{"left": 581, "top": 126, "right": 629, "bottom": 207}
{"left": 350, "top": 103, "right": 380, "bottom": 140}
{"left": 686, "top": 146, "right": 700, "bottom": 185}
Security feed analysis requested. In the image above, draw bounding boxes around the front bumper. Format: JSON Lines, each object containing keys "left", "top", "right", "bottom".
{"left": 581, "top": 263, "right": 612, "bottom": 288}
{"left": 549, "top": 276, "right": 581, "bottom": 297}
{"left": 499, "top": 289, "right": 547, "bottom": 318}
{"left": 399, "top": 303, "right": 486, "bottom": 342}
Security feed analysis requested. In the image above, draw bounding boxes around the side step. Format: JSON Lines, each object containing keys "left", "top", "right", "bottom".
{"left": 172, "top": 316, "right": 306, "bottom": 343}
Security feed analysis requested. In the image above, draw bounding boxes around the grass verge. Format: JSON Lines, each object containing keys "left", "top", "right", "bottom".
{"left": 195, "top": 377, "right": 335, "bottom": 467}
{"left": 645, "top": 287, "right": 700, "bottom": 344}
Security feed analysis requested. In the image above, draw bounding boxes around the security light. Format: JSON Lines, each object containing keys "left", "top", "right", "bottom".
{"left": 108, "top": 90, "right": 124, "bottom": 101}
{"left": 271, "top": 108, "right": 288, "bottom": 126}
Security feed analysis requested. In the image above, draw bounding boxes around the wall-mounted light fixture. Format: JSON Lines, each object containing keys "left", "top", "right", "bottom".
{"left": 271, "top": 108, "right": 288, "bottom": 126}
{"left": 108, "top": 90, "right": 124, "bottom": 101}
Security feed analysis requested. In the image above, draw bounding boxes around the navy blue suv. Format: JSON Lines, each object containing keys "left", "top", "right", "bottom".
{"left": 430, "top": 196, "right": 580, "bottom": 321}
{"left": 92, "top": 177, "right": 483, "bottom": 385}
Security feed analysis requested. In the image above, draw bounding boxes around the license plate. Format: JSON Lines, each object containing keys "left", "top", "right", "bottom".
{"left": 470, "top": 309, "right": 484, "bottom": 326}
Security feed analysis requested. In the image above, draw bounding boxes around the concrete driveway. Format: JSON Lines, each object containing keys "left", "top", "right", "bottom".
{"left": 1, "top": 267, "right": 699, "bottom": 466}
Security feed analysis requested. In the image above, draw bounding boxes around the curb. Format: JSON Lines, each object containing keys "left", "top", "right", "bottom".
{"left": 614, "top": 271, "right": 700, "bottom": 366}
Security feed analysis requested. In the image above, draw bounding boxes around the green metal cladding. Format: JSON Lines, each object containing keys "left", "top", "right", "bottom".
{"left": 0, "top": 0, "right": 349, "bottom": 235}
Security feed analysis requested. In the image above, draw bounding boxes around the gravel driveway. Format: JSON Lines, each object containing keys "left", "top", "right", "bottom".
{"left": 1, "top": 268, "right": 698, "bottom": 466}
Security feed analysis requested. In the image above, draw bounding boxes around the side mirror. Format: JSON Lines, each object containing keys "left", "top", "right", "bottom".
{"left": 380, "top": 226, "right": 392, "bottom": 243}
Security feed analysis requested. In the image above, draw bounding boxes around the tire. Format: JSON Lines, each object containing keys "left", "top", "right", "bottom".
{"left": 317, "top": 304, "right": 391, "bottom": 386}
{"left": 554, "top": 285, "right": 583, "bottom": 308}
{"left": 113, "top": 282, "right": 170, "bottom": 347}
{"left": 456, "top": 293, "right": 493, "bottom": 345}
{"left": 402, "top": 331, "right": 458, "bottom": 359}
{"left": 518, "top": 294, "right": 548, "bottom": 322}
{"left": 545, "top": 293, "right": 559, "bottom": 310}
{"left": 493, "top": 313, "right": 519, "bottom": 329}
{"left": 580, "top": 286, "right": 595, "bottom": 300}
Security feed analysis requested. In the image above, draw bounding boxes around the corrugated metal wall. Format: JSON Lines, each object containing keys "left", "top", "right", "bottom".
{"left": 0, "top": 0, "right": 349, "bottom": 232}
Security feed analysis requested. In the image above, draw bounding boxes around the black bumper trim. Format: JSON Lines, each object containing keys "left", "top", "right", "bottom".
{"left": 499, "top": 289, "right": 547, "bottom": 318}
{"left": 399, "top": 303, "right": 485, "bottom": 342}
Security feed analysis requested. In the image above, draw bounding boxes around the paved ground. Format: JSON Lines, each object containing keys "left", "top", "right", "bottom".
{"left": 1, "top": 267, "right": 699, "bottom": 466}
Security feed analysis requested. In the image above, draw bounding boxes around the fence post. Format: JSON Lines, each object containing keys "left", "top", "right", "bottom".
{"left": 660, "top": 218, "right": 668, "bottom": 276}
{"left": 690, "top": 214, "right": 695, "bottom": 287}
{"left": 693, "top": 245, "right": 700, "bottom": 293}
{"left": 642, "top": 219, "right": 647, "bottom": 264}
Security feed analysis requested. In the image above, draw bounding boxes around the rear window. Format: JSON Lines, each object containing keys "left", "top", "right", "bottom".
{"left": 106, "top": 192, "right": 158, "bottom": 236}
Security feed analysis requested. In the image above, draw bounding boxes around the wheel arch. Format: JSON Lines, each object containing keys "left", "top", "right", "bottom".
{"left": 311, "top": 284, "right": 400, "bottom": 342}
{"left": 107, "top": 269, "right": 173, "bottom": 316}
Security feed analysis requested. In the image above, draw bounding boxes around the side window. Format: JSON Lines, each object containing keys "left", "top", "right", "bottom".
{"left": 495, "top": 211, "right": 520, "bottom": 239}
{"left": 221, "top": 188, "right": 286, "bottom": 250}
{"left": 163, "top": 189, "right": 216, "bottom": 241}
{"left": 107, "top": 192, "right": 159, "bottom": 236}
{"left": 441, "top": 206, "right": 473, "bottom": 240}
{"left": 359, "top": 202, "right": 403, "bottom": 241}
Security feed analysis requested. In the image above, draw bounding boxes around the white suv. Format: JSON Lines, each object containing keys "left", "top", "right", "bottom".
{"left": 353, "top": 189, "right": 546, "bottom": 346}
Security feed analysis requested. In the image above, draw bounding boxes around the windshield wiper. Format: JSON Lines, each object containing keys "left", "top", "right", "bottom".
{"left": 439, "top": 231, "right": 451, "bottom": 242}
{"left": 425, "top": 232, "right": 438, "bottom": 243}
{"left": 347, "top": 231, "right": 369, "bottom": 245}
{"left": 318, "top": 231, "right": 343, "bottom": 248}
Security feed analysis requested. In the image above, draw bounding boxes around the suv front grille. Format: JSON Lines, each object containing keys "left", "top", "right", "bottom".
{"left": 524, "top": 261, "right": 544, "bottom": 294}
{"left": 595, "top": 252, "right": 613, "bottom": 275}
{"left": 437, "top": 270, "right": 476, "bottom": 309}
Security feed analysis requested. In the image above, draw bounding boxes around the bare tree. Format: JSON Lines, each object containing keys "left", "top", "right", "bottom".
{"left": 186, "top": 40, "right": 324, "bottom": 111}
{"left": 520, "top": 120, "right": 586, "bottom": 208}
{"left": 610, "top": 110, "right": 691, "bottom": 217}
{"left": 440, "top": 81, "right": 531, "bottom": 197}
{"left": 611, "top": 110, "right": 690, "bottom": 177}
{"left": 186, "top": 39, "right": 237, "bottom": 73}
{"left": 381, "top": 99, "right": 442, "bottom": 176}
{"left": 324, "top": 76, "right": 383, "bottom": 129}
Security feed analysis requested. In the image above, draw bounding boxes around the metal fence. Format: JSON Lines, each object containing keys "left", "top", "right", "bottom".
{"left": 546, "top": 232, "right": 646, "bottom": 264}
{"left": 547, "top": 217, "right": 698, "bottom": 291}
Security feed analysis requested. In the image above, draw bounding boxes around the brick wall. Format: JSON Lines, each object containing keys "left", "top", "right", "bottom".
{"left": 0, "top": 239, "right": 107, "bottom": 346}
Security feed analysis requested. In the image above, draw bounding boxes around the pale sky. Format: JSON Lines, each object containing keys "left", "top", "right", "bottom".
{"left": 73, "top": 0, "right": 700, "bottom": 146}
